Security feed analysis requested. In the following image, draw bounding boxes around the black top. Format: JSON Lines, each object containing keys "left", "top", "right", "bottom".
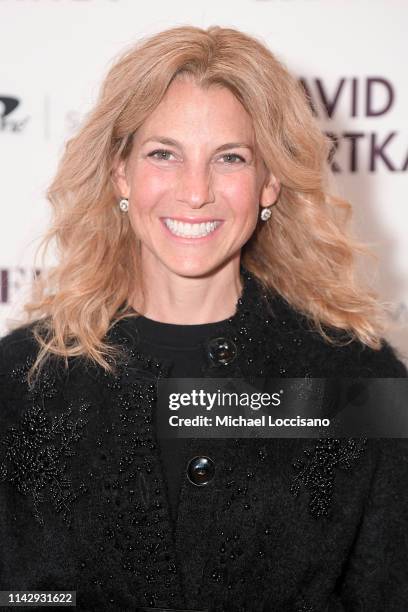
{"left": 130, "top": 313, "right": 231, "bottom": 523}
{"left": 1, "top": 266, "right": 407, "bottom": 611}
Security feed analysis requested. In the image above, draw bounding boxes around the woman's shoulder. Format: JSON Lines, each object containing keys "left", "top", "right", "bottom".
{"left": 0, "top": 322, "right": 44, "bottom": 433}
{"left": 266, "top": 292, "right": 408, "bottom": 378}
{"left": 341, "top": 337, "right": 408, "bottom": 377}
{"left": 0, "top": 321, "right": 40, "bottom": 376}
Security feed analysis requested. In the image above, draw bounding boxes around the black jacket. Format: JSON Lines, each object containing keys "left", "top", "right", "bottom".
{"left": 0, "top": 268, "right": 407, "bottom": 612}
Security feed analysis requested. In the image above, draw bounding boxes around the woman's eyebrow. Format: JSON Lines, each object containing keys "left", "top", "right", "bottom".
{"left": 141, "top": 136, "right": 254, "bottom": 153}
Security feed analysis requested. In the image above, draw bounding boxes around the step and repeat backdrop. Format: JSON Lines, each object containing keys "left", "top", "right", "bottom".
{"left": 1, "top": 0, "right": 407, "bottom": 362}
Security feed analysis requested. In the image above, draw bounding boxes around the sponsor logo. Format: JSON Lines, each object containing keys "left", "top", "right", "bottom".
{"left": 300, "top": 77, "right": 407, "bottom": 172}
{"left": 0, "top": 268, "right": 41, "bottom": 304}
{"left": 0, "top": 96, "right": 30, "bottom": 132}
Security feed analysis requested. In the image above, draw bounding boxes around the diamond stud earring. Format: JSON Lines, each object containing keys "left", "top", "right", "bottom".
{"left": 119, "top": 198, "right": 129, "bottom": 213}
{"left": 260, "top": 206, "right": 272, "bottom": 221}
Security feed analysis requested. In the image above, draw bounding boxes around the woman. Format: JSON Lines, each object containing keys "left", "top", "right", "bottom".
{"left": 0, "top": 25, "right": 407, "bottom": 612}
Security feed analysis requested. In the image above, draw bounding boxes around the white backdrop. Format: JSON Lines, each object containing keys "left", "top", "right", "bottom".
{"left": 1, "top": 0, "right": 407, "bottom": 363}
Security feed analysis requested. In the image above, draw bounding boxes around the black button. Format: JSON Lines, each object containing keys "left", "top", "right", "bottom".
{"left": 207, "top": 336, "right": 237, "bottom": 366}
{"left": 187, "top": 456, "right": 215, "bottom": 486}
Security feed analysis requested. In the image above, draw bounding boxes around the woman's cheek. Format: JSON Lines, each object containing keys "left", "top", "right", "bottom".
{"left": 132, "top": 163, "right": 169, "bottom": 198}
{"left": 222, "top": 173, "right": 258, "bottom": 203}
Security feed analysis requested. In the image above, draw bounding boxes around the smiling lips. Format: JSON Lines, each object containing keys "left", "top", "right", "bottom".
{"left": 163, "top": 218, "right": 223, "bottom": 238}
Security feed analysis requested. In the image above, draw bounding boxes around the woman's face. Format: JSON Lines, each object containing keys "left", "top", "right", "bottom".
{"left": 114, "top": 77, "right": 279, "bottom": 279}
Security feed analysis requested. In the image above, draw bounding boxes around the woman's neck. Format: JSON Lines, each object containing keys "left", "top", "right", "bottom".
{"left": 130, "top": 260, "right": 243, "bottom": 325}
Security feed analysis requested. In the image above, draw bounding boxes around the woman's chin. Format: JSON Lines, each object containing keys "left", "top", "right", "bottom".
{"left": 161, "top": 258, "right": 226, "bottom": 279}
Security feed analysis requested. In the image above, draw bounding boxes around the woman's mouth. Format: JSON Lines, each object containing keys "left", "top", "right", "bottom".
{"left": 162, "top": 218, "right": 223, "bottom": 239}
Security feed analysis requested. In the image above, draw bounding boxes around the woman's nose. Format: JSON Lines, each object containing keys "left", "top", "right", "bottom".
{"left": 175, "top": 163, "right": 214, "bottom": 208}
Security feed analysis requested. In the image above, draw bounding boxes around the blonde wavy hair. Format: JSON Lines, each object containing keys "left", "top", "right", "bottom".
{"left": 19, "top": 24, "right": 388, "bottom": 386}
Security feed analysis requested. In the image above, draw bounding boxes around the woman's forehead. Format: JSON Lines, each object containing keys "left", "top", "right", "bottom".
{"left": 133, "top": 79, "right": 255, "bottom": 144}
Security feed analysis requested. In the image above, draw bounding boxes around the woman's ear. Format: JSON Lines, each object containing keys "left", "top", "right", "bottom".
{"left": 112, "top": 156, "right": 130, "bottom": 199}
{"left": 260, "top": 172, "right": 280, "bottom": 208}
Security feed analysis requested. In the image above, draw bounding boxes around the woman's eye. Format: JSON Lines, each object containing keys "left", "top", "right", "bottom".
{"left": 148, "top": 149, "right": 174, "bottom": 160}
{"left": 147, "top": 150, "right": 245, "bottom": 164}
{"left": 221, "top": 153, "right": 246, "bottom": 164}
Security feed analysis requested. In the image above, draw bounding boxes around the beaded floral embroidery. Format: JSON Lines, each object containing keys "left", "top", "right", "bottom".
{"left": 0, "top": 399, "right": 90, "bottom": 527}
{"left": 290, "top": 437, "right": 368, "bottom": 518}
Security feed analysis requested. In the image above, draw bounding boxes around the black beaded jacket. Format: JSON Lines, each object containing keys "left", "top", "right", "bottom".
{"left": 0, "top": 267, "right": 407, "bottom": 612}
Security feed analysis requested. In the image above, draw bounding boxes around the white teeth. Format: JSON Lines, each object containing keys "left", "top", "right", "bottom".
{"left": 164, "top": 218, "right": 221, "bottom": 238}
